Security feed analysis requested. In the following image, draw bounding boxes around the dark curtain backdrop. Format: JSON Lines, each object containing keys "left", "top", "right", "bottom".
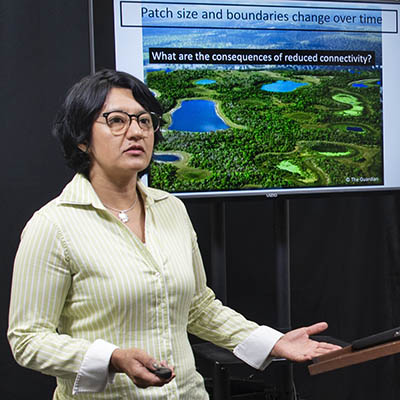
{"left": 1, "top": 1, "right": 400, "bottom": 399}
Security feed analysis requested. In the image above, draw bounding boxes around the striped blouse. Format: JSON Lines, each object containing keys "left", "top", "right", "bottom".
{"left": 8, "top": 173, "right": 280, "bottom": 400}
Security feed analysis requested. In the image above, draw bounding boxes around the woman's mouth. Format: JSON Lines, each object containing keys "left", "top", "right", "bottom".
{"left": 124, "top": 145, "right": 144, "bottom": 155}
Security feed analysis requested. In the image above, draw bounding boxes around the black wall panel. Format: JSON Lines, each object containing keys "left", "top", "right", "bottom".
{"left": 0, "top": 1, "right": 90, "bottom": 398}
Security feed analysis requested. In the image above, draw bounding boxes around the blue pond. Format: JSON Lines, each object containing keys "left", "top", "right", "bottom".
{"left": 146, "top": 68, "right": 174, "bottom": 74}
{"left": 261, "top": 80, "right": 308, "bottom": 93}
{"left": 169, "top": 99, "right": 229, "bottom": 132}
{"left": 347, "top": 126, "right": 364, "bottom": 132}
{"left": 352, "top": 83, "right": 368, "bottom": 88}
{"left": 153, "top": 153, "right": 181, "bottom": 162}
{"left": 196, "top": 79, "right": 216, "bottom": 85}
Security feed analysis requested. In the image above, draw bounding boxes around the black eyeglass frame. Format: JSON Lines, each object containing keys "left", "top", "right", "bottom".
{"left": 101, "top": 110, "right": 161, "bottom": 134}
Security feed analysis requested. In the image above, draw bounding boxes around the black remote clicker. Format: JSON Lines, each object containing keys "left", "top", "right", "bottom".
{"left": 148, "top": 366, "right": 172, "bottom": 379}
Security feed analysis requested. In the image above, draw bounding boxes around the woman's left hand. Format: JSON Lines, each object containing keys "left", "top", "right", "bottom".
{"left": 270, "top": 322, "right": 342, "bottom": 362}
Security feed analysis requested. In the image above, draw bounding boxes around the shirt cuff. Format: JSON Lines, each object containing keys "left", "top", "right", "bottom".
{"left": 72, "top": 339, "right": 119, "bottom": 395}
{"left": 233, "top": 326, "right": 284, "bottom": 370}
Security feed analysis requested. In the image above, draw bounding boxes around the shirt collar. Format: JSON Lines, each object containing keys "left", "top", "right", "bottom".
{"left": 136, "top": 179, "right": 169, "bottom": 206}
{"left": 56, "top": 173, "right": 169, "bottom": 209}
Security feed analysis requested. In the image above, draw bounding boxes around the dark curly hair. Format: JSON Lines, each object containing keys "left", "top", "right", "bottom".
{"left": 52, "top": 69, "right": 163, "bottom": 178}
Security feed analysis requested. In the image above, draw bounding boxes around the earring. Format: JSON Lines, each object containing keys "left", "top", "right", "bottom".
{"left": 78, "top": 143, "right": 89, "bottom": 153}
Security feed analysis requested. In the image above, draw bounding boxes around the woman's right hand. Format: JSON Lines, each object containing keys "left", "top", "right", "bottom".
{"left": 109, "top": 348, "right": 175, "bottom": 388}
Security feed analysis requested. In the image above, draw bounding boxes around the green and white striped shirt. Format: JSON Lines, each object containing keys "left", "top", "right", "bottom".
{"left": 8, "top": 173, "right": 281, "bottom": 399}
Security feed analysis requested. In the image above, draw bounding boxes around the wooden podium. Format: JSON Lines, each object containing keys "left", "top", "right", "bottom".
{"left": 309, "top": 339, "right": 400, "bottom": 375}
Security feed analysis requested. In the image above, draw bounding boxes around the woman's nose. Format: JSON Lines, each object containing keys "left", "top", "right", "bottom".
{"left": 126, "top": 119, "right": 147, "bottom": 139}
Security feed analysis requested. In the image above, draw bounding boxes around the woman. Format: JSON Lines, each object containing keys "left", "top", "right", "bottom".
{"left": 8, "top": 69, "right": 339, "bottom": 399}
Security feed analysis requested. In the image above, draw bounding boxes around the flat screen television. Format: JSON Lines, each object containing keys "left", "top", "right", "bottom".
{"left": 92, "top": 0, "right": 400, "bottom": 198}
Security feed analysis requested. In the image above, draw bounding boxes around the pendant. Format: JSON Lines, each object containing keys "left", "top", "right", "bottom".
{"left": 118, "top": 211, "right": 129, "bottom": 223}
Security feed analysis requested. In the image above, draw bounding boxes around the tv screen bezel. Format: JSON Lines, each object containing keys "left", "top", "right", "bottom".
{"left": 91, "top": 0, "right": 400, "bottom": 199}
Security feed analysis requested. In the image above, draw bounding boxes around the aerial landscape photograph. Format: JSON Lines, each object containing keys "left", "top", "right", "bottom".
{"left": 140, "top": 6, "right": 383, "bottom": 194}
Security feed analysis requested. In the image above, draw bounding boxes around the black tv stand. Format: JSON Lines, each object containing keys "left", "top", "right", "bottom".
{"left": 197, "top": 197, "right": 295, "bottom": 400}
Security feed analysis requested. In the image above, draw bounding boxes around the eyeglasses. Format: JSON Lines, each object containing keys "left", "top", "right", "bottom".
{"left": 98, "top": 110, "right": 161, "bottom": 136}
